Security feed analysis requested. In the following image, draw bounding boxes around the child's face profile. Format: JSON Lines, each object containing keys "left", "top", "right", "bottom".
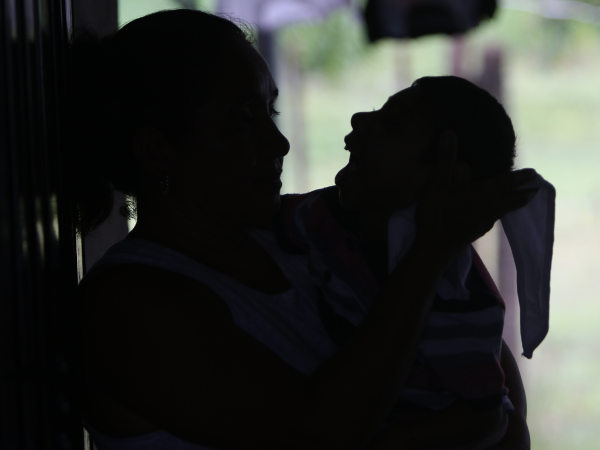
{"left": 335, "top": 86, "right": 436, "bottom": 212}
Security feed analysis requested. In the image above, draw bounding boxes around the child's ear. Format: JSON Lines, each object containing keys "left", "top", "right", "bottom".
{"left": 451, "top": 162, "right": 472, "bottom": 186}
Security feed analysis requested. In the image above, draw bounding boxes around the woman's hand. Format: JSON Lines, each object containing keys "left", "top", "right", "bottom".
{"left": 415, "top": 130, "right": 538, "bottom": 262}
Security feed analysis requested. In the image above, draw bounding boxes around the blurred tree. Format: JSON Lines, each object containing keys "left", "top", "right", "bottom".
{"left": 577, "top": 0, "right": 600, "bottom": 6}
{"left": 197, "top": 0, "right": 217, "bottom": 10}
{"left": 172, "top": 0, "right": 217, "bottom": 10}
{"left": 540, "top": 17, "right": 576, "bottom": 64}
{"left": 278, "top": 7, "right": 368, "bottom": 78}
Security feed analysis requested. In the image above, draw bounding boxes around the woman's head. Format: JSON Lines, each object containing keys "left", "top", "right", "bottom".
{"left": 335, "top": 75, "right": 516, "bottom": 212}
{"left": 68, "top": 9, "right": 289, "bottom": 235}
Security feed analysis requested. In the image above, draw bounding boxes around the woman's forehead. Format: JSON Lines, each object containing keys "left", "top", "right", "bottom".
{"left": 196, "top": 45, "right": 277, "bottom": 117}
{"left": 219, "top": 46, "right": 276, "bottom": 95}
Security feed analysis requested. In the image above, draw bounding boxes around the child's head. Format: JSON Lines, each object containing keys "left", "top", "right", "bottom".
{"left": 335, "top": 75, "right": 516, "bottom": 212}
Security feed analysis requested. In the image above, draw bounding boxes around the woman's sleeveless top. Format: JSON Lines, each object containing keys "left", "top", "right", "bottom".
{"left": 83, "top": 229, "right": 341, "bottom": 450}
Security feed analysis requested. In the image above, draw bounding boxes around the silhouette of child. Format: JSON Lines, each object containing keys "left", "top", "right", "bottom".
{"left": 278, "top": 76, "right": 519, "bottom": 449}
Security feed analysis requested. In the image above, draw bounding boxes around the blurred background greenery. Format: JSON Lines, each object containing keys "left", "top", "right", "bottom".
{"left": 120, "top": 1, "right": 600, "bottom": 448}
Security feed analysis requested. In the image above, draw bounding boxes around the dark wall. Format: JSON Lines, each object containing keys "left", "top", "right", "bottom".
{"left": 0, "top": 0, "right": 83, "bottom": 448}
{"left": 72, "top": 0, "right": 118, "bottom": 38}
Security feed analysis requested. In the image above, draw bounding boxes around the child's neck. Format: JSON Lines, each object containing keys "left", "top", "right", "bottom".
{"left": 357, "top": 210, "right": 393, "bottom": 242}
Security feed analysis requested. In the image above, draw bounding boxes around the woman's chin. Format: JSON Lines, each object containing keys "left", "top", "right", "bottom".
{"left": 243, "top": 192, "right": 281, "bottom": 226}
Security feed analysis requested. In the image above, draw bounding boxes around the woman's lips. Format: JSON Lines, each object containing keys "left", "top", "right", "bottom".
{"left": 252, "top": 173, "right": 283, "bottom": 188}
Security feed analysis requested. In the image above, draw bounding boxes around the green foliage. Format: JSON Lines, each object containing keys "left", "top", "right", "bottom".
{"left": 277, "top": 1, "right": 600, "bottom": 78}
{"left": 470, "top": 7, "right": 600, "bottom": 69}
{"left": 278, "top": 9, "right": 369, "bottom": 77}
{"left": 195, "top": 0, "right": 217, "bottom": 11}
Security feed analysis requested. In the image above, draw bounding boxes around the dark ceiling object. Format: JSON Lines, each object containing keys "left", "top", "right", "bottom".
{"left": 364, "top": 0, "right": 497, "bottom": 42}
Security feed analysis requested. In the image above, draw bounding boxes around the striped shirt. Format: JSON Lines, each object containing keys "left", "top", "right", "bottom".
{"left": 276, "top": 186, "right": 512, "bottom": 418}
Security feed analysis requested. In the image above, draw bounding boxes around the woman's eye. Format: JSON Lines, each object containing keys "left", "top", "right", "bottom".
{"left": 237, "top": 103, "right": 279, "bottom": 121}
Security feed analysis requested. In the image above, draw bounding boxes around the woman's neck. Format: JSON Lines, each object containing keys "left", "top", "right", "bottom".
{"left": 357, "top": 210, "right": 393, "bottom": 242}
{"left": 128, "top": 197, "right": 252, "bottom": 267}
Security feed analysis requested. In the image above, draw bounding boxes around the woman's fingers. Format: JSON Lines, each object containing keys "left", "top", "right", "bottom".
{"left": 479, "top": 168, "right": 537, "bottom": 195}
{"left": 416, "top": 165, "right": 539, "bottom": 260}
{"left": 462, "top": 169, "right": 537, "bottom": 210}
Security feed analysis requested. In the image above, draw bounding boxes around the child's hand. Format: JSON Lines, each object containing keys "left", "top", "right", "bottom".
{"left": 414, "top": 130, "right": 537, "bottom": 262}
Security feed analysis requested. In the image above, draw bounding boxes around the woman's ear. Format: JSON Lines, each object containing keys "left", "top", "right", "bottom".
{"left": 132, "top": 126, "right": 172, "bottom": 178}
{"left": 451, "top": 161, "right": 472, "bottom": 186}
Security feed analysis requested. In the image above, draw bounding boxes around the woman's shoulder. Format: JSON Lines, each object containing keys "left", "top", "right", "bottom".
{"left": 79, "top": 263, "right": 234, "bottom": 327}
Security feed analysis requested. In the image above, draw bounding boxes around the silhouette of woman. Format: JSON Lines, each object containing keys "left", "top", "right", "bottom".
{"left": 70, "top": 9, "right": 532, "bottom": 450}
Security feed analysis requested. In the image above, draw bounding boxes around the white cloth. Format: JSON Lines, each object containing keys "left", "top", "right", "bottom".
{"left": 388, "top": 203, "right": 473, "bottom": 302}
{"left": 387, "top": 172, "right": 556, "bottom": 360}
{"left": 501, "top": 173, "right": 555, "bottom": 358}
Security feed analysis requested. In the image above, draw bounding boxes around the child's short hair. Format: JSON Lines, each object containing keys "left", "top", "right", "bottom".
{"left": 412, "top": 75, "right": 516, "bottom": 180}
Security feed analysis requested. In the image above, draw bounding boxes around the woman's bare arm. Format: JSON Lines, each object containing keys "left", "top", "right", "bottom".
{"left": 489, "top": 340, "right": 530, "bottom": 450}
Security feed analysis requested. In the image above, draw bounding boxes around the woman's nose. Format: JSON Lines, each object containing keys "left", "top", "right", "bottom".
{"left": 267, "top": 122, "right": 290, "bottom": 159}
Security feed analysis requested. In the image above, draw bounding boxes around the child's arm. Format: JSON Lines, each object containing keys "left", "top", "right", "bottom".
{"left": 368, "top": 401, "right": 504, "bottom": 450}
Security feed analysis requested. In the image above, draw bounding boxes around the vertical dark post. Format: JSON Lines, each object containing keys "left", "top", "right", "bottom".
{"left": 394, "top": 41, "right": 412, "bottom": 91}
{"left": 476, "top": 48, "right": 520, "bottom": 355}
{"left": 70, "top": 0, "right": 126, "bottom": 270}
{"left": 0, "top": 0, "right": 83, "bottom": 448}
{"left": 450, "top": 34, "right": 466, "bottom": 78}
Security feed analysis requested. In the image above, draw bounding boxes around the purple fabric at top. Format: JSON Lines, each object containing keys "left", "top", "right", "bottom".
{"left": 217, "top": 0, "right": 352, "bottom": 31}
